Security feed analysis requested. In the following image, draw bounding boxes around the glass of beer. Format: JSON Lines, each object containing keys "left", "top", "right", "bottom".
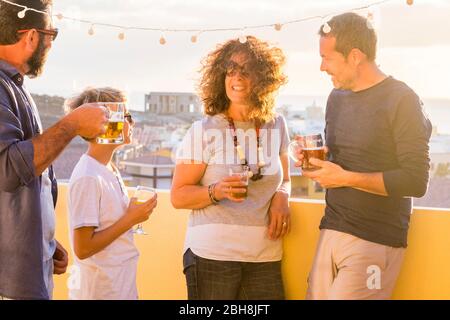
{"left": 288, "top": 133, "right": 325, "bottom": 172}
{"left": 228, "top": 165, "right": 250, "bottom": 199}
{"left": 132, "top": 186, "right": 156, "bottom": 235}
{"left": 96, "top": 102, "right": 125, "bottom": 144}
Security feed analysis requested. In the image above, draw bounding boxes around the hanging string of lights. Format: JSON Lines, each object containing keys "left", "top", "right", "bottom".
{"left": 0, "top": 0, "right": 414, "bottom": 44}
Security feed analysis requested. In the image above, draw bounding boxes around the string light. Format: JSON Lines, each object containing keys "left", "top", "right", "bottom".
{"left": 322, "top": 21, "right": 332, "bottom": 34}
{"left": 239, "top": 33, "right": 247, "bottom": 44}
{"left": 191, "top": 31, "right": 203, "bottom": 44}
{"left": 2, "top": 0, "right": 48, "bottom": 18}
{"left": 88, "top": 24, "right": 95, "bottom": 36}
{"left": 366, "top": 11, "right": 375, "bottom": 29}
{"left": 0, "top": 0, "right": 412, "bottom": 44}
{"left": 17, "top": 8, "right": 27, "bottom": 18}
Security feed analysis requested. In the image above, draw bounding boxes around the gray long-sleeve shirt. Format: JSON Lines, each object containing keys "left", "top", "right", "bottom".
{"left": 321, "top": 76, "right": 432, "bottom": 248}
{"left": 0, "top": 60, "right": 57, "bottom": 300}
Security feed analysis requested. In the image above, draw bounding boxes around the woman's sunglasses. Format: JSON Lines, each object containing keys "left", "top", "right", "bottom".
{"left": 224, "top": 60, "right": 252, "bottom": 78}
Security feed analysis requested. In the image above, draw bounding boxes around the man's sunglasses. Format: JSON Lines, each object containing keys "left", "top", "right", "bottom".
{"left": 17, "top": 28, "right": 59, "bottom": 41}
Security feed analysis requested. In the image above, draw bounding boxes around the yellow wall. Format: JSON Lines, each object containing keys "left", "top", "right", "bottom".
{"left": 283, "top": 200, "right": 450, "bottom": 299}
{"left": 53, "top": 185, "right": 450, "bottom": 300}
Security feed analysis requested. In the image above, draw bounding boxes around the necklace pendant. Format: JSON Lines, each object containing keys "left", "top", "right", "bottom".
{"left": 257, "top": 146, "right": 265, "bottom": 167}
{"left": 236, "top": 145, "right": 245, "bottom": 163}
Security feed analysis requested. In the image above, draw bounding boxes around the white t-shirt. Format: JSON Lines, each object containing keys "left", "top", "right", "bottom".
{"left": 176, "top": 114, "right": 290, "bottom": 262}
{"left": 67, "top": 154, "right": 139, "bottom": 300}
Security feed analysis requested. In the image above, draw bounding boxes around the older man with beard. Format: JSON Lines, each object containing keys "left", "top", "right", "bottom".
{"left": 0, "top": 0, "right": 108, "bottom": 300}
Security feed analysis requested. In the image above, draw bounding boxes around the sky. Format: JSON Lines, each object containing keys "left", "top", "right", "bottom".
{"left": 22, "top": 0, "right": 450, "bottom": 109}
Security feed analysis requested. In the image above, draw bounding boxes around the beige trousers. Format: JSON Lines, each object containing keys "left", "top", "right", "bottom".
{"left": 306, "top": 229, "right": 405, "bottom": 300}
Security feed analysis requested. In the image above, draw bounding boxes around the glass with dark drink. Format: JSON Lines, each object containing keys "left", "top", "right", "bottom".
{"left": 289, "top": 133, "right": 325, "bottom": 172}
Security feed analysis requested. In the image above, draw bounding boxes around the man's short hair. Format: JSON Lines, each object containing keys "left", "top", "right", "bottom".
{"left": 0, "top": 0, "right": 52, "bottom": 45}
{"left": 318, "top": 12, "right": 377, "bottom": 61}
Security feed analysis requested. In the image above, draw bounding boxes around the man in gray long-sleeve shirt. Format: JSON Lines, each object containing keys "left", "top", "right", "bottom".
{"left": 299, "top": 13, "right": 432, "bottom": 299}
{"left": 0, "top": 0, "right": 108, "bottom": 300}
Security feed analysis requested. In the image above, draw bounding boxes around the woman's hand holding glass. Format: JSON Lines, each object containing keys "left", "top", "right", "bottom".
{"left": 213, "top": 176, "right": 248, "bottom": 203}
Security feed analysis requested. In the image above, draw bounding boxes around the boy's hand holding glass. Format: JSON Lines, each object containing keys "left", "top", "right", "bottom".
{"left": 126, "top": 186, "right": 157, "bottom": 235}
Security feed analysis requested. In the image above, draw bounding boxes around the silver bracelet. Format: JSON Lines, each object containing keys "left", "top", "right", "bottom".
{"left": 208, "top": 183, "right": 220, "bottom": 205}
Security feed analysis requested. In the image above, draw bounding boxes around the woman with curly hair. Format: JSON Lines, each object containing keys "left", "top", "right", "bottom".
{"left": 171, "top": 36, "right": 291, "bottom": 300}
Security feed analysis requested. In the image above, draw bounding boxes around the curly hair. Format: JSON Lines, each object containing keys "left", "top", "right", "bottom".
{"left": 198, "top": 35, "right": 287, "bottom": 123}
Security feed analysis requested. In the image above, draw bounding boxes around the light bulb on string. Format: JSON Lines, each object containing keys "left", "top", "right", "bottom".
{"left": 407, "top": 0, "right": 413, "bottom": 5}
{"left": 321, "top": 18, "right": 331, "bottom": 34}
{"left": 88, "top": 24, "right": 95, "bottom": 36}
{"left": 17, "top": 8, "right": 27, "bottom": 19}
{"left": 238, "top": 29, "right": 247, "bottom": 44}
{"left": 56, "top": 13, "right": 63, "bottom": 20}
{"left": 274, "top": 23, "right": 282, "bottom": 31}
{"left": 159, "top": 33, "right": 166, "bottom": 45}
{"left": 118, "top": 29, "right": 126, "bottom": 41}
{"left": 366, "top": 6, "right": 381, "bottom": 30}
{"left": 366, "top": 11, "right": 375, "bottom": 29}
{"left": 191, "top": 31, "right": 203, "bottom": 44}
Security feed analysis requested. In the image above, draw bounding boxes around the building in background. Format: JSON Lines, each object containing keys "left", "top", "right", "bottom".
{"left": 145, "top": 92, "right": 202, "bottom": 114}
{"left": 120, "top": 148, "right": 175, "bottom": 189}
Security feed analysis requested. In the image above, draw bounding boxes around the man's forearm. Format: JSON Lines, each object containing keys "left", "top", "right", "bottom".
{"left": 344, "top": 171, "right": 388, "bottom": 196}
{"left": 32, "top": 118, "right": 77, "bottom": 176}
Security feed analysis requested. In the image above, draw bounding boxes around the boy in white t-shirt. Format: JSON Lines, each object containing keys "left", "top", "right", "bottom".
{"left": 66, "top": 87, "right": 157, "bottom": 300}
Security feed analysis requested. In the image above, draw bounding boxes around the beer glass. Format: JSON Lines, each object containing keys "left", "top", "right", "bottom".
{"left": 132, "top": 186, "right": 156, "bottom": 235}
{"left": 96, "top": 102, "right": 125, "bottom": 144}
{"left": 228, "top": 165, "right": 250, "bottom": 199}
{"left": 288, "top": 133, "right": 325, "bottom": 172}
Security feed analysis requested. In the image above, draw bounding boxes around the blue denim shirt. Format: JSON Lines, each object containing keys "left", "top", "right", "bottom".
{"left": 0, "top": 60, "right": 58, "bottom": 300}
